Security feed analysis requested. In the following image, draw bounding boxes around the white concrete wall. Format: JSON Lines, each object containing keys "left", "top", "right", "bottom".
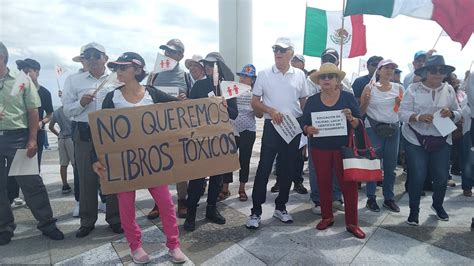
{"left": 219, "top": 0, "right": 253, "bottom": 77}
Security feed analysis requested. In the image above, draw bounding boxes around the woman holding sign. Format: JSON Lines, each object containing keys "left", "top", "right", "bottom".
{"left": 91, "top": 52, "right": 186, "bottom": 264}
{"left": 359, "top": 59, "right": 404, "bottom": 213}
{"left": 220, "top": 64, "right": 262, "bottom": 202}
{"left": 302, "top": 63, "right": 365, "bottom": 239}
{"left": 399, "top": 55, "right": 461, "bottom": 226}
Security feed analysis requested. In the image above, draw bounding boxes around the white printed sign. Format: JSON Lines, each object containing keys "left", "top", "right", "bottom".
{"left": 311, "top": 110, "right": 347, "bottom": 137}
{"left": 9, "top": 149, "right": 39, "bottom": 176}
{"left": 237, "top": 91, "right": 252, "bottom": 111}
{"left": 153, "top": 53, "right": 178, "bottom": 73}
{"left": 271, "top": 114, "right": 302, "bottom": 144}
{"left": 220, "top": 81, "right": 251, "bottom": 99}
{"left": 157, "top": 86, "right": 180, "bottom": 97}
{"left": 433, "top": 109, "right": 457, "bottom": 137}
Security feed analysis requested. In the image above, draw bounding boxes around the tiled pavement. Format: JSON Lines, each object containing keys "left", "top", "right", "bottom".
{"left": 1, "top": 123, "right": 473, "bottom": 265}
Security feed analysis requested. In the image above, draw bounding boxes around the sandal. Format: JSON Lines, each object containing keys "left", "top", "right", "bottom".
{"left": 238, "top": 190, "right": 248, "bottom": 201}
{"left": 218, "top": 191, "right": 230, "bottom": 201}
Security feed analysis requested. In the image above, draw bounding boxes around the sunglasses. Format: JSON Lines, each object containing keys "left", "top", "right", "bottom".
{"left": 272, "top": 46, "right": 288, "bottom": 54}
{"left": 426, "top": 66, "right": 449, "bottom": 75}
{"left": 319, "top": 73, "right": 337, "bottom": 80}
{"left": 82, "top": 51, "right": 103, "bottom": 60}
{"left": 112, "top": 64, "right": 133, "bottom": 72}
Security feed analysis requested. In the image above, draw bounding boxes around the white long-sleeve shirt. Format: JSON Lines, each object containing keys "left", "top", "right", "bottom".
{"left": 61, "top": 71, "right": 114, "bottom": 122}
{"left": 399, "top": 82, "right": 461, "bottom": 146}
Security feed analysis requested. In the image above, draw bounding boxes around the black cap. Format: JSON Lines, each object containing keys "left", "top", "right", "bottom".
{"left": 16, "top": 58, "right": 41, "bottom": 71}
{"left": 321, "top": 48, "right": 339, "bottom": 63}
{"left": 107, "top": 52, "right": 145, "bottom": 69}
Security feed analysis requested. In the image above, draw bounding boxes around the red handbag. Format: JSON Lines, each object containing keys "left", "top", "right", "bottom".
{"left": 341, "top": 125, "right": 383, "bottom": 182}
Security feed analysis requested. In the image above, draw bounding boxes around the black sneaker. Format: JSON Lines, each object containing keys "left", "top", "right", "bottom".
{"left": 0, "top": 231, "right": 13, "bottom": 245}
{"left": 110, "top": 224, "right": 124, "bottom": 234}
{"left": 366, "top": 198, "right": 380, "bottom": 212}
{"left": 42, "top": 228, "right": 64, "bottom": 240}
{"left": 471, "top": 218, "right": 474, "bottom": 229}
{"left": 62, "top": 184, "right": 72, "bottom": 194}
{"left": 383, "top": 200, "right": 400, "bottom": 213}
{"left": 75, "top": 226, "right": 94, "bottom": 238}
{"left": 406, "top": 212, "right": 419, "bottom": 226}
{"left": 293, "top": 183, "right": 308, "bottom": 194}
{"left": 270, "top": 183, "right": 279, "bottom": 193}
{"left": 431, "top": 205, "right": 449, "bottom": 221}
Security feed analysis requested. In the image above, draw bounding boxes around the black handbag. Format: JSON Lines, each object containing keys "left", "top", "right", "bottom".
{"left": 366, "top": 116, "right": 399, "bottom": 138}
{"left": 408, "top": 125, "right": 446, "bottom": 152}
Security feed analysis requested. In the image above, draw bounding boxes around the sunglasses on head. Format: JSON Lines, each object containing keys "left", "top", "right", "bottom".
{"left": 112, "top": 64, "right": 133, "bottom": 72}
{"left": 319, "top": 73, "right": 337, "bottom": 80}
{"left": 82, "top": 51, "right": 103, "bottom": 60}
{"left": 272, "top": 46, "right": 288, "bottom": 54}
{"left": 426, "top": 66, "right": 448, "bottom": 75}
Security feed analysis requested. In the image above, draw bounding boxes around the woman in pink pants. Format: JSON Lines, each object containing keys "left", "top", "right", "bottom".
{"left": 92, "top": 52, "right": 186, "bottom": 264}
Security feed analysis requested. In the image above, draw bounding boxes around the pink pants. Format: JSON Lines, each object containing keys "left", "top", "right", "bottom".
{"left": 117, "top": 185, "right": 180, "bottom": 251}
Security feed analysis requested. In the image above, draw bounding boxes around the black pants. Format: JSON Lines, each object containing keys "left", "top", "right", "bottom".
{"left": 251, "top": 120, "right": 301, "bottom": 216}
{"left": 223, "top": 130, "right": 256, "bottom": 184}
{"left": 0, "top": 129, "right": 57, "bottom": 234}
{"left": 187, "top": 175, "right": 223, "bottom": 209}
{"left": 276, "top": 147, "right": 304, "bottom": 185}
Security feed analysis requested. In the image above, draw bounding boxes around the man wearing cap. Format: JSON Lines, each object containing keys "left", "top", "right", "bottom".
{"left": 147, "top": 38, "right": 190, "bottom": 220}
{"left": 403, "top": 50, "right": 435, "bottom": 90}
{"left": 246, "top": 37, "right": 309, "bottom": 229}
{"left": 352, "top": 55, "right": 383, "bottom": 102}
{"left": 0, "top": 42, "right": 64, "bottom": 245}
{"left": 62, "top": 42, "right": 122, "bottom": 238}
{"left": 291, "top": 54, "right": 308, "bottom": 76}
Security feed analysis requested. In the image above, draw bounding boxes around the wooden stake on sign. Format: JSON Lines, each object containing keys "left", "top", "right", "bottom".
{"left": 339, "top": 0, "right": 346, "bottom": 70}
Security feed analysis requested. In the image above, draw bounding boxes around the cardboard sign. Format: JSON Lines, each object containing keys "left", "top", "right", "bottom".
{"left": 153, "top": 53, "right": 178, "bottom": 73}
{"left": 157, "top": 86, "right": 180, "bottom": 97}
{"left": 311, "top": 110, "right": 347, "bottom": 137}
{"left": 89, "top": 98, "right": 240, "bottom": 194}
{"left": 271, "top": 114, "right": 302, "bottom": 144}
{"left": 220, "top": 81, "right": 251, "bottom": 99}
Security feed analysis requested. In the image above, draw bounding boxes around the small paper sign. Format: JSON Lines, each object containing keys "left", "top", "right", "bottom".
{"left": 271, "top": 114, "right": 302, "bottom": 144}
{"left": 311, "top": 110, "right": 347, "bottom": 137}
{"left": 220, "top": 81, "right": 251, "bottom": 99}
{"left": 153, "top": 53, "right": 178, "bottom": 73}
{"left": 157, "top": 86, "right": 180, "bottom": 97}
{"left": 237, "top": 91, "right": 252, "bottom": 111}
{"left": 8, "top": 149, "right": 39, "bottom": 176}
{"left": 433, "top": 110, "right": 457, "bottom": 137}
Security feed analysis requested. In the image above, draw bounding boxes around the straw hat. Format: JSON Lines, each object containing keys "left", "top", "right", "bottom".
{"left": 309, "top": 63, "right": 346, "bottom": 84}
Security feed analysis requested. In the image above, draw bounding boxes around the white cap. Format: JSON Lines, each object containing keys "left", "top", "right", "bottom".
{"left": 273, "top": 37, "right": 294, "bottom": 49}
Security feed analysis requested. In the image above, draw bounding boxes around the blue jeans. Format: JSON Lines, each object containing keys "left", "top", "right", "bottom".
{"left": 405, "top": 141, "right": 450, "bottom": 213}
{"left": 366, "top": 127, "right": 400, "bottom": 201}
{"left": 461, "top": 132, "right": 473, "bottom": 190}
{"left": 308, "top": 141, "right": 341, "bottom": 204}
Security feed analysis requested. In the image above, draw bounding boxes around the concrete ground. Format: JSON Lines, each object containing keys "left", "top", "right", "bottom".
{"left": 1, "top": 123, "right": 473, "bottom": 265}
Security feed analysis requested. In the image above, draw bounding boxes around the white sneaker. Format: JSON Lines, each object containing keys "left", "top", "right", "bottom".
{"left": 311, "top": 204, "right": 322, "bottom": 215}
{"left": 72, "top": 201, "right": 80, "bottom": 218}
{"left": 273, "top": 209, "right": 293, "bottom": 223}
{"left": 98, "top": 202, "right": 106, "bottom": 213}
{"left": 332, "top": 200, "right": 344, "bottom": 211}
{"left": 168, "top": 247, "right": 186, "bottom": 264}
{"left": 11, "top": 198, "right": 26, "bottom": 208}
{"left": 131, "top": 247, "right": 150, "bottom": 264}
{"left": 246, "top": 214, "right": 261, "bottom": 229}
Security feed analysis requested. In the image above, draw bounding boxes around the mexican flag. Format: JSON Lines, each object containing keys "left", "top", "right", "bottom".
{"left": 344, "top": 0, "right": 474, "bottom": 48}
{"left": 304, "top": 7, "right": 367, "bottom": 58}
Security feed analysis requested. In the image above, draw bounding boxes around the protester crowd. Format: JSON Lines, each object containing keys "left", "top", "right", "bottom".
{"left": 0, "top": 37, "right": 473, "bottom": 264}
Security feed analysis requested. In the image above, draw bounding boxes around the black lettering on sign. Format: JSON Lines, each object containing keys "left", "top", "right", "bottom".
{"left": 96, "top": 115, "right": 131, "bottom": 144}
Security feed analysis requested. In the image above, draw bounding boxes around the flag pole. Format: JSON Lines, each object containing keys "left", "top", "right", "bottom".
{"left": 432, "top": 29, "right": 444, "bottom": 50}
{"left": 339, "top": 0, "right": 346, "bottom": 70}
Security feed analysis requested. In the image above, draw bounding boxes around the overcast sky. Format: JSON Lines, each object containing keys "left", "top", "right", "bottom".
{"left": 2, "top": 0, "right": 473, "bottom": 106}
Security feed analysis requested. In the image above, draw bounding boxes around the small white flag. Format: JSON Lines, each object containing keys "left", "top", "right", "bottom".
{"left": 358, "top": 58, "right": 367, "bottom": 73}
{"left": 220, "top": 81, "right": 251, "bottom": 99}
{"left": 153, "top": 53, "right": 178, "bottom": 73}
{"left": 213, "top": 63, "right": 219, "bottom": 88}
{"left": 55, "top": 65, "right": 65, "bottom": 78}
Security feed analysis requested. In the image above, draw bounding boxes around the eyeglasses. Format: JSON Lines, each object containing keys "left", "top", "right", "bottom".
{"left": 319, "top": 73, "right": 337, "bottom": 80}
{"left": 426, "top": 66, "right": 449, "bottom": 75}
{"left": 112, "top": 64, "right": 133, "bottom": 72}
{"left": 82, "top": 51, "right": 103, "bottom": 60}
{"left": 272, "top": 46, "right": 288, "bottom": 54}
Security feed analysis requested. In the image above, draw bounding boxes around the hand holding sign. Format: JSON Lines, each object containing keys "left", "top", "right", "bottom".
{"left": 153, "top": 53, "right": 178, "bottom": 73}
{"left": 220, "top": 81, "right": 251, "bottom": 100}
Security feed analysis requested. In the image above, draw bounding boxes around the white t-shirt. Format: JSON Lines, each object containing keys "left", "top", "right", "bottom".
{"left": 253, "top": 65, "right": 309, "bottom": 119}
{"left": 366, "top": 82, "right": 402, "bottom": 124}
{"left": 112, "top": 89, "right": 154, "bottom": 108}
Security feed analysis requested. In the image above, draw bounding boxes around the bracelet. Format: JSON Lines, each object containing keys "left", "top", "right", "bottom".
{"left": 415, "top": 114, "right": 420, "bottom": 122}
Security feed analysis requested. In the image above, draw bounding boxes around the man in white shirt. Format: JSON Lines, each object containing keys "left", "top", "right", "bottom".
{"left": 246, "top": 37, "right": 309, "bottom": 229}
{"left": 62, "top": 42, "right": 122, "bottom": 238}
